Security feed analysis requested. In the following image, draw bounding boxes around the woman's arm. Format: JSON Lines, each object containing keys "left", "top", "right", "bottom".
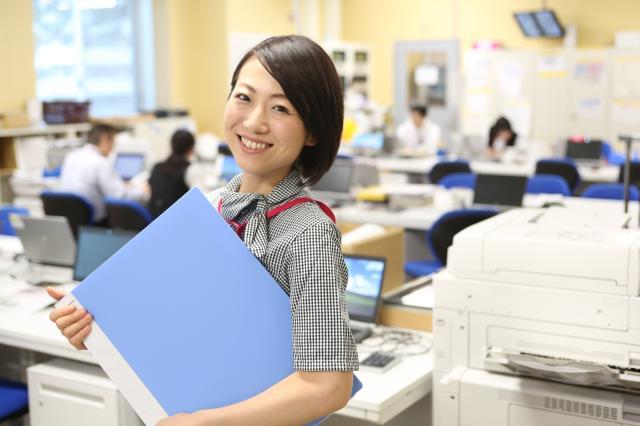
{"left": 159, "top": 370, "right": 353, "bottom": 425}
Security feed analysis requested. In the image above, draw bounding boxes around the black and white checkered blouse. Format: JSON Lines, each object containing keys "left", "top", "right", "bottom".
{"left": 210, "top": 168, "right": 359, "bottom": 372}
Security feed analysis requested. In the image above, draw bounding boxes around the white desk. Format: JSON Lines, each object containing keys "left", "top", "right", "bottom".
{"left": 373, "top": 156, "right": 620, "bottom": 183}
{"left": 335, "top": 194, "right": 640, "bottom": 231}
{"left": 338, "top": 331, "right": 433, "bottom": 424}
{"left": 0, "top": 235, "right": 433, "bottom": 424}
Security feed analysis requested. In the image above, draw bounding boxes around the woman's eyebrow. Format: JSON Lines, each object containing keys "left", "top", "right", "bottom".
{"left": 237, "top": 82, "right": 287, "bottom": 100}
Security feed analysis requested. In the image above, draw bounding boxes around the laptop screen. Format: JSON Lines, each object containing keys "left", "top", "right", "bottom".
{"left": 566, "top": 141, "right": 602, "bottom": 161}
{"left": 473, "top": 174, "right": 527, "bottom": 207}
{"left": 114, "top": 153, "right": 145, "bottom": 181}
{"left": 220, "top": 155, "right": 242, "bottom": 182}
{"left": 73, "top": 227, "right": 136, "bottom": 281}
{"left": 13, "top": 215, "right": 76, "bottom": 267}
{"left": 344, "top": 255, "right": 386, "bottom": 324}
{"left": 311, "top": 158, "right": 354, "bottom": 194}
{"left": 351, "top": 132, "right": 384, "bottom": 152}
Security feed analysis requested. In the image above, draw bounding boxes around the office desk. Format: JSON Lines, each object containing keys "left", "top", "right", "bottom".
{"left": 0, "top": 235, "right": 433, "bottom": 425}
{"left": 373, "top": 156, "right": 620, "bottom": 183}
{"left": 335, "top": 194, "right": 640, "bottom": 231}
{"left": 337, "top": 331, "right": 433, "bottom": 424}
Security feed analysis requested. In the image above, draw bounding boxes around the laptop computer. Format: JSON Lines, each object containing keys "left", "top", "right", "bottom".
{"left": 565, "top": 140, "right": 603, "bottom": 164}
{"left": 351, "top": 132, "right": 385, "bottom": 156}
{"left": 309, "top": 157, "right": 355, "bottom": 205}
{"left": 472, "top": 174, "right": 528, "bottom": 209}
{"left": 344, "top": 254, "right": 386, "bottom": 343}
{"left": 10, "top": 215, "right": 76, "bottom": 284}
{"left": 114, "top": 153, "right": 145, "bottom": 181}
{"left": 73, "top": 226, "right": 136, "bottom": 282}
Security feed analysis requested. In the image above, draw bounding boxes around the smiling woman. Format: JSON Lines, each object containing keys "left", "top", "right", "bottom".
{"left": 48, "top": 35, "right": 359, "bottom": 426}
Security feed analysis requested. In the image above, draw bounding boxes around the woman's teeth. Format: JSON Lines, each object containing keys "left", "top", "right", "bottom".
{"left": 240, "top": 136, "right": 269, "bottom": 150}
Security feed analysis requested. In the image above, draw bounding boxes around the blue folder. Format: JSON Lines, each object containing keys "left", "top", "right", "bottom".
{"left": 68, "top": 188, "right": 361, "bottom": 424}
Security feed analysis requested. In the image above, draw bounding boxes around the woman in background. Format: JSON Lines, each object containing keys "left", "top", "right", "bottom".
{"left": 147, "top": 129, "right": 195, "bottom": 217}
{"left": 487, "top": 116, "right": 517, "bottom": 160}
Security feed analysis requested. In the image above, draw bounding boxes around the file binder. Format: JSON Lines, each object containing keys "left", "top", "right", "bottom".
{"left": 57, "top": 188, "right": 361, "bottom": 425}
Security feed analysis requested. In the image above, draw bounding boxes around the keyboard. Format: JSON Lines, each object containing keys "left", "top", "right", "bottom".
{"left": 10, "top": 264, "right": 73, "bottom": 285}
{"left": 360, "top": 352, "right": 400, "bottom": 372}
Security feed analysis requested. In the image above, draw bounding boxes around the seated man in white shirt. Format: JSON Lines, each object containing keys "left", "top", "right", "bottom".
{"left": 395, "top": 103, "right": 442, "bottom": 157}
{"left": 58, "top": 123, "right": 149, "bottom": 224}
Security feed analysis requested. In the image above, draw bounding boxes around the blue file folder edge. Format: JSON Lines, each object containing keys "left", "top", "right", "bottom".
{"left": 57, "top": 188, "right": 361, "bottom": 425}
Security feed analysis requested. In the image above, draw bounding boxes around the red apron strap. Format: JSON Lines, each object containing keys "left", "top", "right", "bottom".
{"left": 217, "top": 196, "right": 337, "bottom": 237}
{"left": 266, "top": 197, "right": 336, "bottom": 223}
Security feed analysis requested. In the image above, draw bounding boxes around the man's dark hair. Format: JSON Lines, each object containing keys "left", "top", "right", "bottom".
{"left": 87, "top": 123, "right": 119, "bottom": 145}
{"left": 230, "top": 35, "right": 344, "bottom": 185}
{"left": 409, "top": 103, "right": 428, "bottom": 117}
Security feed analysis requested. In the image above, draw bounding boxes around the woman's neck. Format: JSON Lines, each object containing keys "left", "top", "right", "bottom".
{"left": 239, "top": 168, "right": 292, "bottom": 195}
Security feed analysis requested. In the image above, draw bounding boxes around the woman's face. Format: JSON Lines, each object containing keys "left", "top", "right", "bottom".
{"left": 224, "top": 57, "right": 314, "bottom": 186}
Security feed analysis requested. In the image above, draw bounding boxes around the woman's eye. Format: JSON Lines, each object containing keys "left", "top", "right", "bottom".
{"left": 273, "top": 105, "right": 290, "bottom": 114}
{"left": 235, "top": 93, "right": 250, "bottom": 102}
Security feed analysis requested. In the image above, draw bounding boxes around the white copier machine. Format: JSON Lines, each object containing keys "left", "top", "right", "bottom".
{"left": 433, "top": 207, "right": 640, "bottom": 426}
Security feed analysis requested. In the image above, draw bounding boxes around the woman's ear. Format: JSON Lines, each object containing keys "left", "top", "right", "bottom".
{"left": 304, "top": 135, "right": 317, "bottom": 147}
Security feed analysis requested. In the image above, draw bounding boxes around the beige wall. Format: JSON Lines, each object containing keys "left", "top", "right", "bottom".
{"left": 0, "top": 0, "right": 35, "bottom": 113}
{"left": 226, "top": 0, "right": 294, "bottom": 34}
{"left": 342, "top": 0, "right": 640, "bottom": 106}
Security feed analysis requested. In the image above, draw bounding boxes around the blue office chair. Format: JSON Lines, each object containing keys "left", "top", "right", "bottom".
{"left": 601, "top": 142, "right": 625, "bottom": 166}
{"left": 0, "top": 206, "right": 29, "bottom": 236}
{"left": 438, "top": 172, "right": 476, "bottom": 190}
{"left": 0, "top": 379, "right": 28, "bottom": 422}
{"left": 404, "top": 208, "right": 498, "bottom": 278}
{"left": 40, "top": 191, "right": 94, "bottom": 239}
{"left": 535, "top": 158, "right": 581, "bottom": 194}
{"left": 582, "top": 183, "right": 640, "bottom": 201}
{"left": 428, "top": 160, "right": 472, "bottom": 184}
{"left": 526, "top": 174, "right": 571, "bottom": 196}
{"left": 105, "top": 197, "right": 154, "bottom": 232}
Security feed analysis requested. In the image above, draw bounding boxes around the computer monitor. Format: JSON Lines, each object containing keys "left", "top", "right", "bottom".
{"left": 12, "top": 215, "right": 76, "bottom": 267}
{"left": 514, "top": 12, "right": 542, "bottom": 37}
{"left": 114, "top": 153, "right": 145, "bottom": 181}
{"left": 473, "top": 174, "right": 527, "bottom": 207}
{"left": 220, "top": 155, "right": 242, "bottom": 182}
{"left": 310, "top": 157, "right": 354, "bottom": 196}
{"left": 344, "top": 255, "right": 386, "bottom": 324}
{"left": 351, "top": 132, "right": 384, "bottom": 154}
{"left": 565, "top": 140, "right": 603, "bottom": 161}
{"left": 73, "top": 226, "right": 136, "bottom": 281}
{"left": 534, "top": 10, "right": 564, "bottom": 38}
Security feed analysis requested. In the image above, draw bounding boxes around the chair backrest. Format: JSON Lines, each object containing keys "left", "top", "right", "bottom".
{"left": 582, "top": 183, "right": 640, "bottom": 201}
{"left": 0, "top": 206, "right": 28, "bottom": 236}
{"left": 428, "top": 160, "right": 471, "bottom": 184}
{"left": 526, "top": 174, "right": 571, "bottom": 196}
{"left": 618, "top": 162, "right": 640, "bottom": 186}
{"left": 40, "top": 191, "right": 94, "bottom": 239}
{"left": 438, "top": 172, "right": 476, "bottom": 190}
{"left": 427, "top": 208, "right": 498, "bottom": 266}
{"left": 534, "top": 158, "right": 580, "bottom": 193}
{"left": 105, "top": 197, "right": 154, "bottom": 232}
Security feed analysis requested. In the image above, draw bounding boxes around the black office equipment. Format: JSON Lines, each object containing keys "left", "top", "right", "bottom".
{"left": 360, "top": 352, "right": 399, "bottom": 371}
{"left": 565, "top": 140, "right": 603, "bottom": 162}
{"left": 514, "top": 9, "right": 564, "bottom": 38}
{"left": 472, "top": 174, "right": 527, "bottom": 207}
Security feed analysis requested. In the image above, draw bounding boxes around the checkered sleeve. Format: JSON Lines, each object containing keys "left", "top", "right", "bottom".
{"left": 286, "top": 221, "right": 359, "bottom": 371}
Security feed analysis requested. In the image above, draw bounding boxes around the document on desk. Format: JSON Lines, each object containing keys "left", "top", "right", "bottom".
{"left": 56, "top": 188, "right": 361, "bottom": 425}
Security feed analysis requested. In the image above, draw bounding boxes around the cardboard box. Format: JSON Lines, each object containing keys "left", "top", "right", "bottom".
{"left": 339, "top": 223, "right": 405, "bottom": 294}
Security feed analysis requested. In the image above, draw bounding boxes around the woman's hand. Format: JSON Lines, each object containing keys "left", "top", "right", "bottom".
{"left": 157, "top": 412, "right": 208, "bottom": 426}
{"left": 47, "top": 287, "right": 92, "bottom": 350}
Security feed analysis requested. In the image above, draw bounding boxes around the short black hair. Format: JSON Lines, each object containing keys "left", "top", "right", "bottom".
{"left": 171, "top": 129, "right": 195, "bottom": 156}
{"left": 409, "top": 103, "right": 428, "bottom": 117}
{"left": 230, "top": 35, "right": 343, "bottom": 185}
{"left": 87, "top": 123, "right": 118, "bottom": 145}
